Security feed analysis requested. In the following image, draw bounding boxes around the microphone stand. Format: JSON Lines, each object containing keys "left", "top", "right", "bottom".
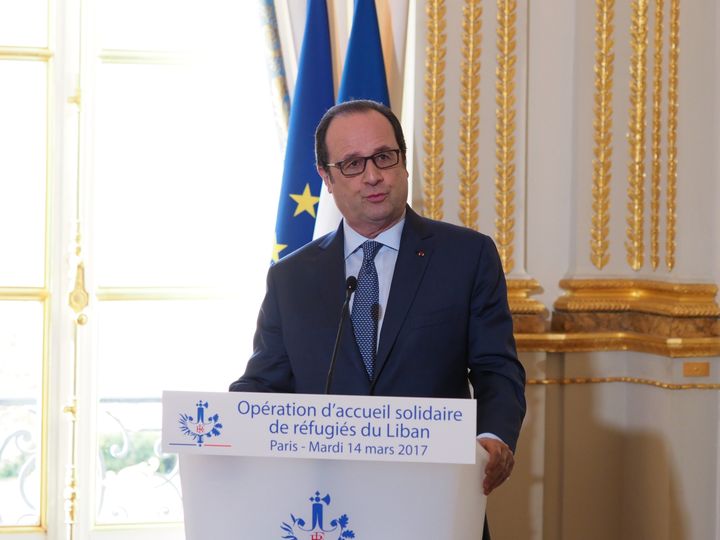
{"left": 325, "top": 276, "right": 357, "bottom": 394}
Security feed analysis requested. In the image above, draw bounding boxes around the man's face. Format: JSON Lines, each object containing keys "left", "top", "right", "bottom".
{"left": 318, "top": 110, "right": 409, "bottom": 238}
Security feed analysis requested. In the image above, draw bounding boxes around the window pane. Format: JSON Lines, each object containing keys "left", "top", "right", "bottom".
{"left": 0, "top": 0, "right": 47, "bottom": 47}
{"left": 97, "top": 0, "right": 193, "bottom": 51}
{"left": 95, "top": 299, "right": 246, "bottom": 524}
{"left": 0, "top": 61, "right": 47, "bottom": 286}
{"left": 93, "top": 58, "right": 280, "bottom": 288}
{"left": 0, "top": 301, "right": 44, "bottom": 527}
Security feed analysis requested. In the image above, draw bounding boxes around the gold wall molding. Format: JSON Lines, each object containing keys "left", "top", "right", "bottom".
{"left": 538, "top": 279, "right": 720, "bottom": 357}
{"left": 666, "top": 0, "right": 679, "bottom": 270}
{"left": 494, "top": 0, "right": 517, "bottom": 274}
{"left": 650, "top": 0, "right": 664, "bottom": 270}
{"left": 552, "top": 311, "right": 718, "bottom": 339}
{"left": 554, "top": 279, "right": 720, "bottom": 317}
{"left": 508, "top": 279, "right": 548, "bottom": 333}
{"left": 508, "top": 279, "right": 546, "bottom": 314}
{"left": 590, "top": 0, "right": 614, "bottom": 270}
{"left": 458, "top": 0, "right": 482, "bottom": 230}
{"left": 423, "top": 0, "right": 447, "bottom": 221}
{"left": 625, "top": 0, "right": 648, "bottom": 271}
{"left": 526, "top": 375, "right": 720, "bottom": 390}
{"left": 587, "top": 0, "right": 681, "bottom": 273}
{"left": 515, "top": 332, "right": 720, "bottom": 358}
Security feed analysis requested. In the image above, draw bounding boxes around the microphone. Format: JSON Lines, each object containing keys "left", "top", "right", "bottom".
{"left": 325, "top": 276, "right": 357, "bottom": 394}
{"left": 368, "top": 302, "right": 381, "bottom": 393}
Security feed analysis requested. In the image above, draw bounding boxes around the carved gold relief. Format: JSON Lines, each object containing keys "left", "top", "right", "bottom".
{"left": 555, "top": 279, "right": 720, "bottom": 317}
{"left": 526, "top": 375, "right": 720, "bottom": 390}
{"left": 626, "top": 0, "right": 648, "bottom": 271}
{"left": 515, "top": 332, "right": 720, "bottom": 358}
{"left": 545, "top": 279, "right": 720, "bottom": 357}
{"left": 508, "top": 279, "right": 548, "bottom": 334}
{"left": 494, "top": 0, "right": 517, "bottom": 274}
{"left": 458, "top": 0, "right": 482, "bottom": 230}
{"left": 507, "top": 279, "right": 546, "bottom": 314}
{"left": 666, "top": 0, "right": 679, "bottom": 270}
{"left": 590, "top": 0, "right": 681, "bottom": 273}
{"left": 591, "top": 0, "right": 614, "bottom": 270}
{"left": 650, "top": 0, "right": 664, "bottom": 270}
{"left": 423, "top": 0, "right": 447, "bottom": 221}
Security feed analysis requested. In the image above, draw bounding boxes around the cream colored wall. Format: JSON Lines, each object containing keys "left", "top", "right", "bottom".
{"left": 492, "top": 351, "right": 720, "bottom": 540}
{"left": 407, "top": 1, "right": 720, "bottom": 539}
{"left": 278, "top": 1, "right": 720, "bottom": 538}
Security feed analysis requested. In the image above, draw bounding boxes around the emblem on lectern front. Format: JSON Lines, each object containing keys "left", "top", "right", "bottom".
{"left": 178, "top": 400, "right": 223, "bottom": 446}
{"left": 280, "top": 491, "right": 356, "bottom": 539}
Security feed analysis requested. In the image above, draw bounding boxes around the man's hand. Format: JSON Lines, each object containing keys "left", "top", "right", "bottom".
{"left": 478, "top": 437, "right": 514, "bottom": 495}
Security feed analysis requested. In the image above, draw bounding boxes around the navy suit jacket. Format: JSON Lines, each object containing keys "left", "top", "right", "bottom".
{"left": 230, "top": 207, "right": 526, "bottom": 451}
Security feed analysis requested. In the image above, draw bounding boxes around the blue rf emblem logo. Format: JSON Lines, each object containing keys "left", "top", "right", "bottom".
{"left": 280, "top": 491, "right": 356, "bottom": 539}
{"left": 178, "top": 400, "right": 223, "bottom": 446}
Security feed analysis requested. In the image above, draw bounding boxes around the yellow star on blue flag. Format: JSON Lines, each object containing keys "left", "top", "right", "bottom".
{"left": 289, "top": 183, "right": 320, "bottom": 218}
{"left": 272, "top": 0, "right": 334, "bottom": 261}
{"left": 272, "top": 234, "right": 288, "bottom": 263}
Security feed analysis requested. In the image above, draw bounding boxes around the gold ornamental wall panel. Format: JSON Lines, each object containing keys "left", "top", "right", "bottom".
{"left": 413, "top": 0, "right": 715, "bottom": 356}
{"left": 665, "top": 0, "right": 679, "bottom": 270}
{"left": 588, "top": 0, "right": 681, "bottom": 273}
{"left": 418, "top": 0, "right": 546, "bottom": 334}
{"left": 494, "top": 0, "right": 517, "bottom": 274}
{"left": 457, "top": 0, "right": 482, "bottom": 231}
{"left": 625, "top": 0, "right": 648, "bottom": 271}
{"left": 649, "top": 0, "right": 663, "bottom": 270}
{"left": 590, "top": 0, "right": 614, "bottom": 270}
{"left": 422, "top": 0, "right": 447, "bottom": 221}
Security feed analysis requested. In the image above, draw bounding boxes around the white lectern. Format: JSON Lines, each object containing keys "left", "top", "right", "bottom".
{"left": 163, "top": 391, "right": 487, "bottom": 539}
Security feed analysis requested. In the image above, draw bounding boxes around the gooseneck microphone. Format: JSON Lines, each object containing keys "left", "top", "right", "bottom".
{"left": 325, "top": 276, "right": 357, "bottom": 394}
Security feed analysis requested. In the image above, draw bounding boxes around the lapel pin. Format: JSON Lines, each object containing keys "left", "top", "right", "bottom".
{"left": 416, "top": 250, "right": 425, "bottom": 257}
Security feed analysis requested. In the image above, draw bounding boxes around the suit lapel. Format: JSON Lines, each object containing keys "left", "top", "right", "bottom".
{"left": 373, "top": 208, "right": 433, "bottom": 383}
{"left": 317, "top": 222, "right": 371, "bottom": 390}
{"left": 315, "top": 225, "right": 347, "bottom": 315}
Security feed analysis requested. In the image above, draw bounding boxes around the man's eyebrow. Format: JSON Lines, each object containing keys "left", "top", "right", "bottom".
{"left": 338, "top": 145, "right": 395, "bottom": 161}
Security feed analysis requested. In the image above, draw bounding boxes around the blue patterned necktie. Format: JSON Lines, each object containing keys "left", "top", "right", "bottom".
{"left": 351, "top": 240, "right": 381, "bottom": 379}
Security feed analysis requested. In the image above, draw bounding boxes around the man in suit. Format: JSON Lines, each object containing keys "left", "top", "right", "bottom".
{"left": 230, "top": 100, "right": 525, "bottom": 533}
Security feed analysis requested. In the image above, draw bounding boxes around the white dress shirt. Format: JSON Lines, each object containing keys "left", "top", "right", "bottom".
{"left": 342, "top": 215, "right": 404, "bottom": 345}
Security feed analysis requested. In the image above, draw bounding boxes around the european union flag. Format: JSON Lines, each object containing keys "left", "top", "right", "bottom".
{"left": 337, "top": 0, "right": 390, "bottom": 106}
{"left": 314, "top": 0, "right": 391, "bottom": 239}
{"left": 273, "top": 0, "right": 334, "bottom": 262}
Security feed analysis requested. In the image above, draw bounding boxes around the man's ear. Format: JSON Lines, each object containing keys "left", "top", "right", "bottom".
{"left": 317, "top": 166, "right": 333, "bottom": 193}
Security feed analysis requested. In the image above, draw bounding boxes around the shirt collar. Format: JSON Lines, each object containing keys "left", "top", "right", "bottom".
{"left": 343, "top": 213, "right": 406, "bottom": 259}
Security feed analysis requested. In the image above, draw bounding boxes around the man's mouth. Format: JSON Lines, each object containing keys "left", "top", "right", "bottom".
{"left": 366, "top": 193, "right": 387, "bottom": 202}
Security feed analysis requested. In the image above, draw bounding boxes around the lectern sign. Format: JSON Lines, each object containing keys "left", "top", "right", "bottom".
{"left": 162, "top": 390, "right": 476, "bottom": 464}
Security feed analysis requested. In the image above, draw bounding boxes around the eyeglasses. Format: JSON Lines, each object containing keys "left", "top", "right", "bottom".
{"left": 325, "top": 149, "right": 402, "bottom": 177}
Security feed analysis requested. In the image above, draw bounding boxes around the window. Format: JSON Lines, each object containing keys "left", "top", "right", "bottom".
{"left": 0, "top": 1, "right": 283, "bottom": 537}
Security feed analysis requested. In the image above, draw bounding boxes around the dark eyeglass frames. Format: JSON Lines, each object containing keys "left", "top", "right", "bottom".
{"left": 325, "top": 149, "right": 402, "bottom": 177}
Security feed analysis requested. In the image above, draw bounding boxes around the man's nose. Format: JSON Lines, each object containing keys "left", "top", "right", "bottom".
{"left": 362, "top": 158, "right": 383, "bottom": 183}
